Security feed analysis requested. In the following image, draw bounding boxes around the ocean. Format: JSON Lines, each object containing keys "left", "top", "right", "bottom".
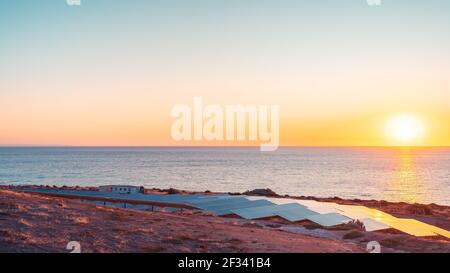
{"left": 0, "top": 147, "right": 449, "bottom": 205}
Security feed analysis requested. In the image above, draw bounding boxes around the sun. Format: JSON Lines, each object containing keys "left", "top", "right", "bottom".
{"left": 385, "top": 114, "right": 425, "bottom": 145}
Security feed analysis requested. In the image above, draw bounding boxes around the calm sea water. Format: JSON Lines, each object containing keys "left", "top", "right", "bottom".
{"left": 0, "top": 147, "right": 449, "bottom": 205}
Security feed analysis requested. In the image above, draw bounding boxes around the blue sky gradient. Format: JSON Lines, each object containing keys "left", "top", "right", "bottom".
{"left": 1, "top": 0, "right": 449, "bottom": 146}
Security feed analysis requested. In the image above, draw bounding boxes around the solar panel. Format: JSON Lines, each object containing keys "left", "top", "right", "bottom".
{"left": 379, "top": 218, "right": 437, "bottom": 237}
{"left": 190, "top": 197, "right": 250, "bottom": 209}
{"left": 231, "top": 205, "right": 280, "bottom": 219}
{"left": 207, "top": 198, "right": 272, "bottom": 210}
{"left": 209, "top": 199, "right": 275, "bottom": 216}
{"left": 274, "top": 203, "right": 309, "bottom": 210}
{"left": 335, "top": 205, "right": 373, "bottom": 219}
{"left": 428, "top": 225, "right": 450, "bottom": 239}
{"left": 231, "top": 203, "right": 309, "bottom": 220}
{"left": 159, "top": 195, "right": 203, "bottom": 203}
{"left": 17, "top": 188, "right": 450, "bottom": 239}
{"left": 174, "top": 195, "right": 204, "bottom": 202}
{"left": 358, "top": 218, "right": 390, "bottom": 232}
{"left": 305, "top": 213, "right": 351, "bottom": 227}
{"left": 186, "top": 195, "right": 244, "bottom": 205}
{"left": 334, "top": 205, "right": 450, "bottom": 237}
{"left": 335, "top": 205, "right": 398, "bottom": 231}
{"left": 199, "top": 199, "right": 255, "bottom": 209}
{"left": 245, "top": 196, "right": 302, "bottom": 205}
{"left": 275, "top": 206, "right": 319, "bottom": 222}
{"left": 178, "top": 196, "right": 218, "bottom": 203}
{"left": 295, "top": 200, "right": 341, "bottom": 214}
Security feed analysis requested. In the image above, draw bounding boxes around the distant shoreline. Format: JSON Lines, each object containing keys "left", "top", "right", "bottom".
{"left": 3, "top": 183, "right": 450, "bottom": 207}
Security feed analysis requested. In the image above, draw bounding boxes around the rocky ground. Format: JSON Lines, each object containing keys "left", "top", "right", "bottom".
{"left": 1, "top": 187, "right": 449, "bottom": 253}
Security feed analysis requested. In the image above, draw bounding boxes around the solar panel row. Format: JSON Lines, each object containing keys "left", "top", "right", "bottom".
{"left": 16, "top": 188, "right": 450, "bottom": 238}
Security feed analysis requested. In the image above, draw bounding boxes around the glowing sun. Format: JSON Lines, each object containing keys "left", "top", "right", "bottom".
{"left": 385, "top": 114, "right": 425, "bottom": 145}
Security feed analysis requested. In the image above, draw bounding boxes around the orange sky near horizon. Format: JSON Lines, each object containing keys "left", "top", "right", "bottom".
{"left": 1, "top": 1, "right": 450, "bottom": 147}
{"left": 1, "top": 95, "right": 449, "bottom": 147}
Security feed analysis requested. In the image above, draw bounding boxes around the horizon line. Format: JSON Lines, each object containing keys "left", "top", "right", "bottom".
{"left": 1, "top": 145, "right": 449, "bottom": 148}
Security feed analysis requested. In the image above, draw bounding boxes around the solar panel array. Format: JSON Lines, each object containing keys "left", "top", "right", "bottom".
{"left": 16, "top": 187, "right": 450, "bottom": 238}
{"left": 304, "top": 213, "right": 351, "bottom": 227}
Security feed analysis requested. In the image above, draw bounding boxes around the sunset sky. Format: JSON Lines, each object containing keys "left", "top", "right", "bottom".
{"left": 1, "top": 0, "right": 449, "bottom": 146}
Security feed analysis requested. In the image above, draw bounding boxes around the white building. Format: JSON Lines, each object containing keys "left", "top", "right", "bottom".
{"left": 99, "top": 185, "right": 144, "bottom": 194}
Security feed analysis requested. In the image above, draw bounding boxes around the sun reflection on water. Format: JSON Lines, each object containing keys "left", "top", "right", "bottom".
{"left": 389, "top": 148, "right": 425, "bottom": 204}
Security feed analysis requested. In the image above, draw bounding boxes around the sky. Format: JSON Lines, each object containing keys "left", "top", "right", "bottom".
{"left": 0, "top": 0, "right": 449, "bottom": 146}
